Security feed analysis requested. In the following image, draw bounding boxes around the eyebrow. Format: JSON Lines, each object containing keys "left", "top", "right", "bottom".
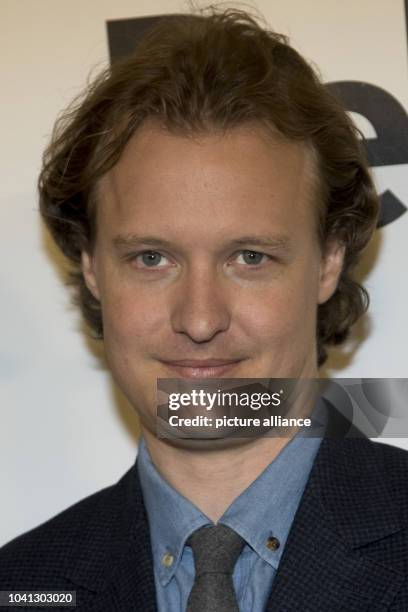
{"left": 112, "top": 233, "right": 292, "bottom": 252}
{"left": 228, "top": 235, "right": 291, "bottom": 250}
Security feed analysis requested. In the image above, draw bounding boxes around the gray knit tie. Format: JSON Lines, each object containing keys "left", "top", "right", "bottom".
{"left": 187, "top": 524, "right": 245, "bottom": 612}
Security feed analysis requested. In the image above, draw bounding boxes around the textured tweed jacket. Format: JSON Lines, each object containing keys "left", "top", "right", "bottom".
{"left": 1, "top": 438, "right": 408, "bottom": 611}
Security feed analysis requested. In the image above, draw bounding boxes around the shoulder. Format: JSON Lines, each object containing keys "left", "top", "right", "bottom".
{"left": 0, "top": 485, "right": 111, "bottom": 589}
{"left": 320, "top": 436, "right": 408, "bottom": 471}
{"left": 347, "top": 437, "right": 408, "bottom": 478}
{"left": 370, "top": 438, "right": 408, "bottom": 465}
{"left": 0, "top": 464, "right": 142, "bottom": 589}
{"left": 314, "top": 438, "right": 408, "bottom": 524}
{"left": 370, "top": 439, "right": 408, "bottom": 498}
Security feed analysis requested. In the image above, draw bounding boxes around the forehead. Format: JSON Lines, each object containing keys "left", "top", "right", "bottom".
{"left": 96, "top": 121, "right": 319, "bottom": 244}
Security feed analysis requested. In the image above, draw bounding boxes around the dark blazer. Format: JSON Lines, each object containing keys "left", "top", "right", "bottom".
{"left": 1, "top": 438, "right": 408, "bottom": 611}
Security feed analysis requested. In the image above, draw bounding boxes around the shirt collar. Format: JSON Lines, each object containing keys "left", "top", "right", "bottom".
{"left": 137, "top": 434, "right": 321, "bottom": 582}
{"left": 137, "top": 439, "right": 210, "bottom": 585}
{"left": 219, "top": 435, "right": 322, "bottom": 569}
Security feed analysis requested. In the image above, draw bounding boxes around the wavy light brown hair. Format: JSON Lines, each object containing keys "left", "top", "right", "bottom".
{"left": 39, "top": 9, "right": 379, "bottom": 366}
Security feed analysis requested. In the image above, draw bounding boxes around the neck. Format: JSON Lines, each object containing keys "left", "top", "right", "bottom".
{"left": 142, "top": 430, "right": 290, "bottom": 522}
{"left": 143, "top": 362, "right": 319, "bottom": 522}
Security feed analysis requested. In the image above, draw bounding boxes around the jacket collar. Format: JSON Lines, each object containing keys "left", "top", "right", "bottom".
{"left": 267, "top": 438, "right": 405, "bottom": 610}
{"left": 63, "top": 462, "right": 157, "bottom": 611}
{"left": 310, "top": 438, "right": 402, "bottom": 547}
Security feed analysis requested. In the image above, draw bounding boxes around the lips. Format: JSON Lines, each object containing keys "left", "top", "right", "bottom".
{"left": 160, "top": 358, "right": 244, "bottom": 378}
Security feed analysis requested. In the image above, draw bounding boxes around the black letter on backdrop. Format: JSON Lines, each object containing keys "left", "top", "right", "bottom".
{"left": 327, "top": 82, "right": 408, "bottom": 227}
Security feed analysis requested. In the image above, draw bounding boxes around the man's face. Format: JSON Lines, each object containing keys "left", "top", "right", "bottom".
{"left": 82, "top": 122, "right": 343, "bottom": 434}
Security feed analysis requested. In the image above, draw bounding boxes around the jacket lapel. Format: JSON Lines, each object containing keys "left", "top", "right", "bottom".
{"left": 63, "top": 462, "right": 158, "bottom": 611}
{"left": 266, "top": 438, "right": 405, "bottom": 611}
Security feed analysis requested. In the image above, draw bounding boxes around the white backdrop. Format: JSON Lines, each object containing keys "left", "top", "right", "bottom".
{"left": 1, "top": 0, "right": 407, "bottom": 546}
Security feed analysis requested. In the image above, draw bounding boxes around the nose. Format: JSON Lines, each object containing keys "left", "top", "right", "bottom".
{"left": 170, "top": 265, "right": 231, "bottom": 343}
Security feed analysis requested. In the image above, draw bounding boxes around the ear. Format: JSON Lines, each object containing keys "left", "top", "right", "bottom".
{"left": 318, "top": 240, "right": 345, "bottom": 304}
{"left": 81, "top": 251, "right": 101, "bottom": 301}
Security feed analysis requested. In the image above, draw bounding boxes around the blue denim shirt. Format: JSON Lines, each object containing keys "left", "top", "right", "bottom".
{"left": 137, "top": 435, "right": 321, "bottom": 612}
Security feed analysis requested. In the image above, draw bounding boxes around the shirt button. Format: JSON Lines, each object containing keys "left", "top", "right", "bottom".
{"left": 266, "top": 536, "right": 280, "bottom": 551}
{"left": 162, "top": 553, "right": 174, "bottom": 567}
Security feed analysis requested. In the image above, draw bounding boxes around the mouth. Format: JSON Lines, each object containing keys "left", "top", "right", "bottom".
{"left": 159, "top": 358, "right": 245, "bottom": 379}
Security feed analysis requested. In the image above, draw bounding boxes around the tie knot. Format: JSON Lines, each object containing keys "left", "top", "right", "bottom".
{"left": 188, "top": 524, "right": 245, "bottom": 576}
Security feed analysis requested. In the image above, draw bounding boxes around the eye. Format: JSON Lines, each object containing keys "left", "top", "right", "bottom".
{"left": 134, "top": 250, "right": 170, "bottom": 268}
{"left": 236, "top": 250, "right": 270, "bottom": 266}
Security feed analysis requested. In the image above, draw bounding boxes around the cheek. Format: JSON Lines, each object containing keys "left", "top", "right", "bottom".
{"left": 235, "top": 276, "right": 318, "bottom": 345}
{"left": 100, "top": 284, "right": 165, "bottom": 350}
